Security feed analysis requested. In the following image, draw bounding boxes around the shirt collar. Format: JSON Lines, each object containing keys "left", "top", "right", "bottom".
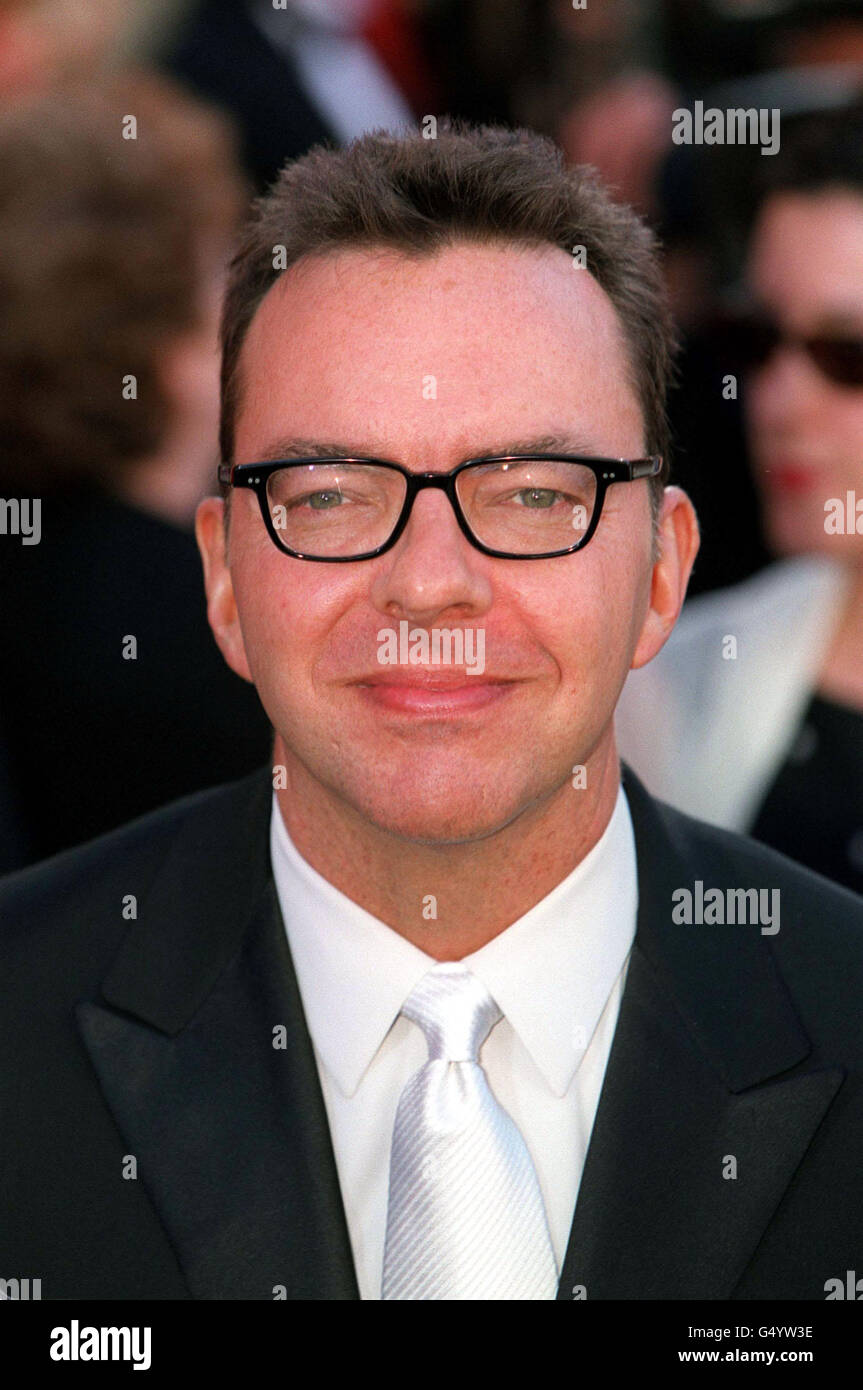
{"left": 270, "top": 804, "right": 434, "bottom": 1097}
{"left": 463, "top": 788, "right": 637, "bottom": 1095}
{"left": 270, "top": 786, "right": 637, "bottom": 1099}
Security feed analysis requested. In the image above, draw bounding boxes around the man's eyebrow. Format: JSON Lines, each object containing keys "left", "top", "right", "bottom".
{"left": 250, "top": 431, "right": 606, "bottom": 464}
{"left": 477, "top": 432, "right": 606, "bottom": 457}
{"left": 253, "top": 438, "right": 363, "bottom": 462}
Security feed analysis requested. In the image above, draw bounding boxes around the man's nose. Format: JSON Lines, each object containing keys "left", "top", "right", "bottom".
{"left": 368, "top": 487, "right": 493, "bottom": 624}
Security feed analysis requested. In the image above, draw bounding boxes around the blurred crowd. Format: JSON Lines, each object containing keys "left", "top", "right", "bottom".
{"left": 1, "top": 0, "right": 863, "bottom": 892}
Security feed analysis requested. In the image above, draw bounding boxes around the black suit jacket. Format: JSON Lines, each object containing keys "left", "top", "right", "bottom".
{"left": 162, "top": 0, "right": 340, "bottom": 191}
{"left": 1, "top": 765, "right": 862, "bottom": 1300}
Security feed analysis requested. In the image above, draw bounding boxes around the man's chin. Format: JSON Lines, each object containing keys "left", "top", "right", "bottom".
{"left": 338, "top": 781, "right": 531, "bottom": 847}
{"left": 274, "top": 734, "right": 565, "bottom": 845}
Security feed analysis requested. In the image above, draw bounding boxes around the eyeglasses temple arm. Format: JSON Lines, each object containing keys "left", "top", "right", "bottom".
{"left": 630, "top": 456, "right": 663, "bottom": 479}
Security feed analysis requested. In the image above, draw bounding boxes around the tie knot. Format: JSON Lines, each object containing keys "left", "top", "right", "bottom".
{"left": 401, "top": 963, "right": 502, "bottom": 1062}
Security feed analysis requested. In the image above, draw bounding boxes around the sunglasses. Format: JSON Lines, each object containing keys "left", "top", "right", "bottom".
{"left": 713, "top": 309, "right": 863, "bottom": 388}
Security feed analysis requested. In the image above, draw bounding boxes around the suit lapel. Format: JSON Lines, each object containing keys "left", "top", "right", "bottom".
{"left": 558, "top": 769, "right": 844, "bottom": 1300}
{"left": 558, "top": 945, "right": 842, "bottom": 1299}
{"left": 77, "top": 769, "right": 359, "bottom": 1300}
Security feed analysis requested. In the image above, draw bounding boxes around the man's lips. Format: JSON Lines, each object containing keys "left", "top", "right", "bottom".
{"left": 352, "top": 672, "right": 518, "bottom": 714}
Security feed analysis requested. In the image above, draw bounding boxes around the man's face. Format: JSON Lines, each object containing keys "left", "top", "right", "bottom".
{"left": 200, "top": 241, "right": 666, "bottom": 844}
{"left": 745, "top": 190, "right": 863, "bottom": 560}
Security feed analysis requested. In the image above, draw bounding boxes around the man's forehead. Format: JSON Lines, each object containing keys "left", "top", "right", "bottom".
{"left": 241, "top": 237, "right": 622, "bottom": 350}
{"left": 232, "top": 238, "right": 645, "bottom": 462}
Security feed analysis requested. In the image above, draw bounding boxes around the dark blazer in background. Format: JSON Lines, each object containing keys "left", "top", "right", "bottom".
{"left": 163, "top": 0, "right": 341, "bottom": 190}
{"left": 0, "top": 490, "right": 274, "bottom": 873}
{"left": 1, "top": 764, "right": 861, "bottom": 1299}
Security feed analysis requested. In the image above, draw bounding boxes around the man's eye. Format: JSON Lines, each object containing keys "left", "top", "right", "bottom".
{"left": 296, "top": 490, "right": 345, "bottom": 510}
{"left": 514, "top": 488, "right": 563, "bottom": 509}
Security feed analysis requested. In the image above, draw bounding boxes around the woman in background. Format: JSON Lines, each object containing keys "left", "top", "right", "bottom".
{"left": 618, "top": 102, "right": 863, "bottom": 893}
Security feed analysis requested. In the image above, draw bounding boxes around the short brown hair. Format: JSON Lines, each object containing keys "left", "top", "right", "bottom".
{"left": 220, "top": 121, "right": 676, "bottom": 510}
{"left": 0, "top": 72, "right": 244, "bottom": 492}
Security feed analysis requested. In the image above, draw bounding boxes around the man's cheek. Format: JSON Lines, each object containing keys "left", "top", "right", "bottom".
{"left": 566, "top": 617, "right": 625, "bottom": 697}
{"left": 233, "top": 604, "right": 295, "bottom": 696}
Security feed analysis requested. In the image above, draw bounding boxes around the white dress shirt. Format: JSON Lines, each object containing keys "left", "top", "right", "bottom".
{"left": 269, "top": 785, "right": 638, "bottom": 1300}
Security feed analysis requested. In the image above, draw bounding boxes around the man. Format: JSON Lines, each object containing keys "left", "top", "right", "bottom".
{"left": 1, "top": 123, "right": 862, "bottom": 1301}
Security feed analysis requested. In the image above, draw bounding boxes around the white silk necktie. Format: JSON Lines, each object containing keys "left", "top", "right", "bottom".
{"left": 381, "top": 961, "right": 559, "bottom": 1300}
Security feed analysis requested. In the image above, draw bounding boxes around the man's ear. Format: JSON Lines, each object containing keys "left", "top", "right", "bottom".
{"left": 195, "top": 496, "right": 255, "bottom": 683}
{"left": 630, "top": 485, "right": 700, "bottom": 670}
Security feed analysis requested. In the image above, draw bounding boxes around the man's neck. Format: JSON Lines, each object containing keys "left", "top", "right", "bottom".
{"left": 274, "top": 737, "right": 622, "bottom": 958}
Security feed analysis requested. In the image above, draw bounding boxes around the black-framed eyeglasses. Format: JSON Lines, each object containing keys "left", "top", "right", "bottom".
{"left": 217, "top": 453, "right": 663, "bottom": 562}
